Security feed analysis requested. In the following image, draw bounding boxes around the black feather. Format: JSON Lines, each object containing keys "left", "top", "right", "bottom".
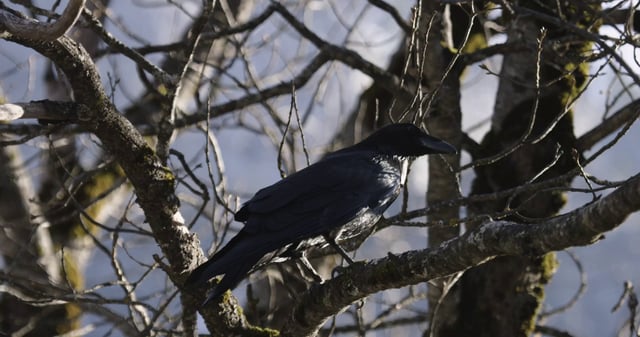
{"left": 185, "top": 123, "right": 456, "bottom": 304}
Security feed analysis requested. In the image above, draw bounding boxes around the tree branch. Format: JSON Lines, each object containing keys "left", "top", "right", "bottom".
{"left": 0, "top": 0, "right": 85, "bottom": 41}
{"left": 576, "top": 98, "right": 640, "bottom": 152}
{"left": 270, "top": 1, "right": 411, "bottom": 100}
{"left": 281, "top": 173, "right": 640, "bottom": 337}
{"left": 2, "top": 31, "right": 271, "bottom": 337}
{"left": 367, "top": 0, "right": 411, "bottom": 34}
{"left": 0, "top": 100, "right": 82, "bottom": 121}
{"left": 172, "top": 2, "right": 414, "bottom": 127}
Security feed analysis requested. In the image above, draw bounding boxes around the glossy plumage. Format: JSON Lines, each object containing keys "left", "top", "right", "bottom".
{"left": 186, "top": 123, "right": 456, "bottom": 304}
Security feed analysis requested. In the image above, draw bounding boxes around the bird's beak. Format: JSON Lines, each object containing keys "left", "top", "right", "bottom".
{"left": 420, "top": 135, "right": 457, "bottom": 154}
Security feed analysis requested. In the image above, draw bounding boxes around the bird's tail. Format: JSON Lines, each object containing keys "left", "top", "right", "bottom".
{"left": 201, "top": 257, "right": 257, "bottom": 305}
{"left": 185, "top": 232, "right": 264, "bottom": 305}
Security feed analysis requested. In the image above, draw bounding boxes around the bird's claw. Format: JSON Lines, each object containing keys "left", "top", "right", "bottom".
{"left": 331, "top": 264, "right": 348, "bottom": 278}
{"left": 331, "top": 260, "right": 368, "bottom": 278}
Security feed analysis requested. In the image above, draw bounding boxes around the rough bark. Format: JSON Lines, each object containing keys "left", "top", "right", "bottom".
{"left": 280, "top": 172, "right": 640, "bottom": 337}
{"left": 2, "top": 24, "right": 272, "bottom": 336}
{"left": 450, "top": 2, "right": 601, "bottom": 337}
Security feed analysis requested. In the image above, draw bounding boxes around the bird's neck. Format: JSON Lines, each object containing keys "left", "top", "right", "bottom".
{"left": 377, "top": 154, "right": 409, "bottom": 186}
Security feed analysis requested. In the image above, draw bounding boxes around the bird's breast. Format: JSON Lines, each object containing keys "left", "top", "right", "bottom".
{"left": 332, "top": 210, "right": 381, "bottom": 240}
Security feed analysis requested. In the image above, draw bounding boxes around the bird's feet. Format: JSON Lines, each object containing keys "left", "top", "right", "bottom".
{"left": 331, "top": 264, "right": 348, "bottom": 278}
{"left": 296, "top": 255, "right": 325, "bottom": 283}
{"left": 331, "top": 259, "right": 367, "bottom": 278}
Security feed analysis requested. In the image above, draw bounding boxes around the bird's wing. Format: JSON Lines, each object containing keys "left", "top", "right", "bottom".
{"left": 238, "top": 152, "right": 401, "bottom": 240}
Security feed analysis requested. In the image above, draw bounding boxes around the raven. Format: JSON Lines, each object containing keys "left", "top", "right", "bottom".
{"left": 186, "top": 123, "right": 456, "bottom": 304}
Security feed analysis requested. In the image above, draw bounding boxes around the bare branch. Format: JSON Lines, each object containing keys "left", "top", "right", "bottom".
{"left": 0, "top": 0, "right": 85, "bottom": 41}
{"left": 80, "top": 8, "right": 173, "bottom": 86}
{"left": 0, "top": 100, "right": 83, "bottom": 122}
{"left": 367, "top": 0, "right": 411, "bottom": 34}
{"left": 282, "top": 174, "right": 640, "bottom": 337}
{"left": 576, "top": 99, "right": 640, "bottom": 152}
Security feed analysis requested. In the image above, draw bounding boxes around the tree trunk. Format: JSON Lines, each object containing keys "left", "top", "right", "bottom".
{"left": 443, "top": 2, "right": 600, "bottom": 336}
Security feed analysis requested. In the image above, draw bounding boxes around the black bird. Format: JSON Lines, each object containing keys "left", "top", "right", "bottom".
{"left": 186, "top": 123, "right": 456, "bottom": 304}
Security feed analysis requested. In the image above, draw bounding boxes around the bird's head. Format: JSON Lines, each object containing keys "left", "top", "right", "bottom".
{"left": 357, "top": 123, "right": 457, "bottom": 157}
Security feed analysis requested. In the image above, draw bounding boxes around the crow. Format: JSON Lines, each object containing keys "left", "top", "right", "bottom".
{"left": 186, "top": 123, "right": 456, "bottom": 304}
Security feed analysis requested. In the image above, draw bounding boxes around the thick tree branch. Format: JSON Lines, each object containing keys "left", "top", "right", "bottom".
{"left": 281, "top": 173, "right": 640, "bottom": 337}
{"left": 0, "top": 0, "right": 85, "bottom": 41}
{"left": 0, "top": 100, "right": 82, "bottom": 121}
{"left": 1, "top": 32, "right": 270, "bottom": 337}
